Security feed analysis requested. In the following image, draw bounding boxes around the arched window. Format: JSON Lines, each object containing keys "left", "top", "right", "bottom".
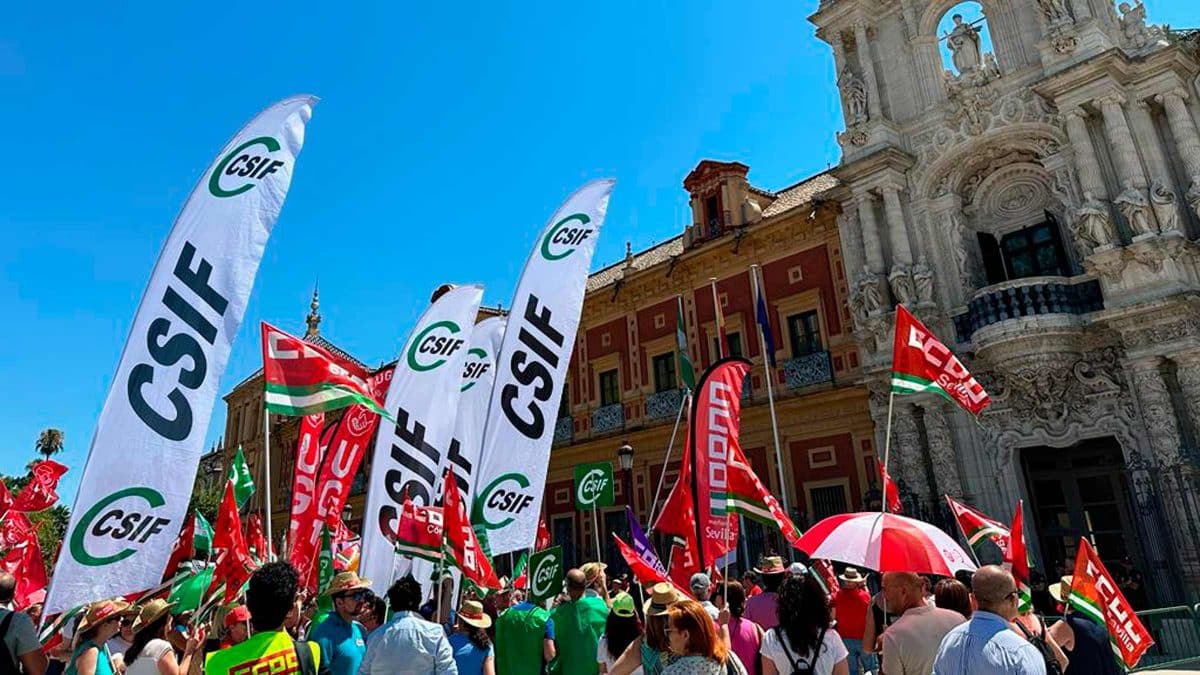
{"left": 937, "top": 2, "right": 995, "bottom": 77}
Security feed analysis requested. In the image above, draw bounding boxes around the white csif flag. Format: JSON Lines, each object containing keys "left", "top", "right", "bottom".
{"left": 413, "top": 315, "right": 506, "bottom": 595}
{"left": 46, "top": 96, "right": 317, "bottom": 615}
{"left": 472, "top": 179, "right": 614, "bottom": 555}
{"left": 360, "top": 285, "right": 483, "bottom": 595}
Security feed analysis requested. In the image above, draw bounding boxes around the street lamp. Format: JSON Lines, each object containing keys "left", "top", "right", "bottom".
{"left": 617, "top": 441, "right": 634, "bottom": 472}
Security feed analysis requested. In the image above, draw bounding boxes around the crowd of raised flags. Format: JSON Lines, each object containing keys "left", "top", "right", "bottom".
{"left": 0, "top": 96, "right": 1159, "bottom": 675}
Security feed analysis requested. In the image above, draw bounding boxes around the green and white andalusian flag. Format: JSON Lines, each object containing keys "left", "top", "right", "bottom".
{"left": 260, "top": 322, "right": 389, "bottom": 418}
{"left": 676, "top": 296, "right": 696, "bottom": 391}
{"left": 227, "top": 446, "right": 255, "bottom": 509}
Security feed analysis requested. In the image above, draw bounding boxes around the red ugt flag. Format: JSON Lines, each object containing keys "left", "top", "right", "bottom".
{"left": 442, "top": 471, "right": 500, "bottom": 590}
{"left": 891, "top": 305, "right": 991, "bottom": 415}
{"left": 11, "top": 460, "right": 68, "bottom": 513}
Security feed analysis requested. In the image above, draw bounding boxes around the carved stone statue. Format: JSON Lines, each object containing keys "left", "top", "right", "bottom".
{"left": 741, "top": 194, "right": 763, "bottom": 224}
{"left": 1074, "top": 191, "right": 1114, "bottom": 252}
{"left": 946, "top": 14, "right": 982, "bottom": 74}
{"left": 1149, "top": 180, "right": 1180, "bottom": 235}
{"left": 889, "top": 266, "right": 917, "bottom": 306}
{"left": 1114, "top": 183, "right": 1156, "bottom": 237}
{"left": 1187, "top": 178, "right": 1200, "bottom": 219}
{"left": 1037, "top": 0, "right": 1072, "bottom": 25}
{"left": 857, "top": 268, "right": 884, "bottom": 316}
{"left": 983, "top": 53, "right": 1001, "bottom": 80}
{"left": 1118, "top": 1, "right": 1152, "bottom": 49}
{"left": 840, "top": 66, "right": 868, "bottom": 124}
{"left": 912, "top": 258, "right": 935, "bottom": 305}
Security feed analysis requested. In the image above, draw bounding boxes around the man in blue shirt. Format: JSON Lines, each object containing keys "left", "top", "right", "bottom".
{"left": 933, "top": 565, "right": 1047, "bottom": 675}
{"left": 310, "top": 571, "right": 371, "bottom": 675}
{"left": 360, "top": 574, "right": 456, "bottom": 674}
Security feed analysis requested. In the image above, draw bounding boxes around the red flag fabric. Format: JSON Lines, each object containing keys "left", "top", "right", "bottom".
{"left": 0, "top": 481, "right": 13, "bottom": 516}
{"left": 261, "top": 322, "right": 387, "bottom": 417}
{"left": 725, "top": 443, "right": 802, "bottom": 547}
{"left": 0, "top": 532, "right": 47, "bottom": 610}
{"left": 395, "top": 497, "right": 444, "bottom": 563}
{"left": 209, "top": 483, "right": 255, "bottom": 603}
{"left": 11, "top": 460, "right": 68, "bottom": 513}
{"left": 1068, "top": 538, "right": 1154, "bottom": 669}
{"left": 536, "top": 515, "right": 551, "bottom": 551}
{"left": 287, "top": 413, "right": 326, "bottom": 553}
{"left": 812, "top": 559, "right": 840, "bottom": 595}
{"left": 946, "top": 496, "right": 1009, "bottom": 556}
{"left": 162, "top": 512, "right": 196, "bottom": 581}
{"left": 891, "top": 305, "right": 991, "bottom": 415}
{"left": 688, "top": 359, "right": 749, "bottom": 568}
{"left": 1006, "top": 501, "right": 1032, "bottom": 613}
{"left": 0, "top": 511, "right": 35, "bottom": 551}
{"left": 442, "top": 471, "right": 500, "bottom": 590}
{"left": 880, "top": 460, "right": 902, "bottom": 514}
{"left": 290, "top": 368, "right": 393, "bottom": 583}
{"left": 667, "top": 535, "right": 701, "bottom": 592}
{"left": 614, "top": 534, "right": 693, "bottom": 600}
{"left": 247, "top": 513, "right": 269, "bottom": 562}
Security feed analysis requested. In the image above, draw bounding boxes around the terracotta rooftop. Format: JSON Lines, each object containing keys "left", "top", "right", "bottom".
{"left": 761, "top": 172, "right": 838, "bottom": 218}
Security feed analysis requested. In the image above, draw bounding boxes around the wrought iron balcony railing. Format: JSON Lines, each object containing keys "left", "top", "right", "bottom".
{"left": 592, "top": 403, "right": 625, "bottom": 435}
{"left": 646, "top": 389, "right": 684, "bottom": 421}
{"left": 783, "top": 351, "right": 833, "bottom": 389}
{"left": 553, "top": 416, "right": 573, "bottom": 445}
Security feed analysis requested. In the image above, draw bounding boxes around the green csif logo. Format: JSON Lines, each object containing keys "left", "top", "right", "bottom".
{"left": 539, "top": 213, "right": 593, "bottom": 261}
{"left": 461, "top": 348, "right": 491, "bottom": 392}
{"left": 406, "top": 320, "right": 464, "bottom": 372}
{"left": 208, "top": 136, "right": 284, "bottom": 198}
{"left": 70, "top": 486, "right": 172, "bottom": 567}
{"left": 473, "top": 472, "right": 534, "bottom": 530}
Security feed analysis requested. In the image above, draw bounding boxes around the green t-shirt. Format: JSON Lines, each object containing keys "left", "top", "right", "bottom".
{"left": 549, "top": 596, "right": 608, "bottom": 675}
{"left": 495, "top": 602, "right": 553, "bottom": 675}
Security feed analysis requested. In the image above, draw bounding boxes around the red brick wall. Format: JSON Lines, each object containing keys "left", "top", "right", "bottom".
{"left": 584, "top": 317, "right": 631, "bottom": 401}
{"left": 787, "top": 432, "right": 860, "bottom": 513}
{"left": 760, "top": 244, "right": 843, "bottom": 338}
{"left": 636, "top": 297, "right": 680, "bottom": 380}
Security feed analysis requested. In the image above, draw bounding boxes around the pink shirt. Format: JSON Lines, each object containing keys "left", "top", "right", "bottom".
{"left": 743, "top": 592, "right": 779, "bottom": 629}
{"left": 728, "top": 617, "right": 761, "bottom": 674}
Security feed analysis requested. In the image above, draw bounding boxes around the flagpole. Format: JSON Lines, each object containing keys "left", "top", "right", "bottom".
{"left": 647, "top": 391, "right": 689, "bottom": 528}
{"left": 881, "top": 390, "right": 895, "bottom": 516}
{"left": 750, "top": 265, "right": 792, "bottom": 516}
{"left": 262, "top": 406, "right": 274, "bottom": 561}
{"left": 709, "top": 279, "right": 724, "bottom": 359}
{"left": 592, "top": 505, "right": 603, "bottom": 563}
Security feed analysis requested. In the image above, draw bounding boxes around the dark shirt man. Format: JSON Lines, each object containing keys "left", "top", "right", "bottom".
{"left": 0, "top": 573, "right": 46, "bottom": 675}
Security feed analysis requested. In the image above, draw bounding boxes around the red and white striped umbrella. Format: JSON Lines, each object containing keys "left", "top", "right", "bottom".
{"left": 796, "top": 512, "right": 976, "bottom": 577}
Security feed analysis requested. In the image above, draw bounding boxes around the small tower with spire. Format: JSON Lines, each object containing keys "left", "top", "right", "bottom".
{"left": 304, "top": 283, "right": 321, "bottom": 337}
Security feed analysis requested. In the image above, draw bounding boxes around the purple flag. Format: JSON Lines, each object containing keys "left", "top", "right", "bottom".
{"left": 626, "top": 506, "right": 667, "bottom": 576}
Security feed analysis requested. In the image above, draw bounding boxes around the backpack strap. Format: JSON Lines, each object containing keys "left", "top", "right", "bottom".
{"left": 0, "top": 612, "right": 18, "bottom": 673}
{"left": 292, "top": 638, "right": 318, "bottom": 675}
{"left": 774, "top": 627, "right": 804, "bottom": 674}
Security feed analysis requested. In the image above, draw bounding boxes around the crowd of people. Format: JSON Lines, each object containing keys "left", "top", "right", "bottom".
{"left": 0, "top": 553, "right": 1125, "bottom": 675}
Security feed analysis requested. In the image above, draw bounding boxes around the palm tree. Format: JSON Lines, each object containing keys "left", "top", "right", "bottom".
{"left": 34, "top": 428, "right": 64, "bottom": 461}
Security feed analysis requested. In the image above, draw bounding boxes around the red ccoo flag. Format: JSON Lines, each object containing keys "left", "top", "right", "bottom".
{"left": 261, "top": 322, "right": 389, "bottom": 418}
{"left": 11, "top": 460, "right": 68, "bottom": 513}
{"left": 891, "top": 305, "right": 991, "bottom": 415}
{"left": 442, "top": 471, "right": 500, "bottom": 591}
{"left": 1068, "top": 538, "right": 1154, "bottom": 669}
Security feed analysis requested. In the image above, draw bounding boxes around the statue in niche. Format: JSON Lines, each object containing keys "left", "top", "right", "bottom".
{"left": 889, "top": 266, "right": 917, "bottom": 306}
{"left": 1037, "top": 0, "right": 1072, "bottom": 26}
{"left": 857, "top": 268, "right": 884, "bottom": 316}
{"left": 1074, "top": 191, "right": 1114, "bottom": 251}
{"left": 1150, "top": 180, "right": 1181, "bottom": 234}
{"left": 840, "top": 66, "right": 868, "bottom": 124}
{"left": 983, "top": 53, "right": 1001, "bottom": 80}
{"left": 1119, "top": 1, "right": 1160, "bottom": 49}
{"left": 946, "top": 14, "right": 982, "bottom": 74}
{"left": 912, "top": 258, "right": 935, "bottom": 305}
{"left": 1187, "top": 178, "right": 1200, "bottom": 219}
{"left": 1114, "top": 182, "right": 1156, "bottom": 236}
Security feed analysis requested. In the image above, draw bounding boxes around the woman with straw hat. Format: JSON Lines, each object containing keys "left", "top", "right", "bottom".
{"left": 66, "top": 600, "right": 135, "bottom": 675}
{"left": 609, "top": 582, "right": 679, "bottom": 675}
{"left": 448, "top": 599, "right": 493, "bottom": 675}
{"left": 122, "top": 599, "right": 205, "bottom": 675}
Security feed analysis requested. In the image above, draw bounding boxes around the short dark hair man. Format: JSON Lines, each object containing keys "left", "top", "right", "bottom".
{"left": 0, "top": 573, "right": 46, "bottom": 675}
{"left": 309, "top": 573, "right": 371, "bottom": 675}
{"left": 205, "top": 562, "right": 321, "bottom": 675}
{"left": 359, "top": 575, "right": 453, "bottom": 674}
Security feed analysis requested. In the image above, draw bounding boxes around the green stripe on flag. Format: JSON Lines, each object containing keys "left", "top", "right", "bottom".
{"left": 891, "top": 372, "right": 954, "bottom": 401}
{"left": 264, "top": 382, "right": 393, "bottom": 420}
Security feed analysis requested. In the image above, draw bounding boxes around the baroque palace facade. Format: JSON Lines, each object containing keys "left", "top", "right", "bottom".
{"left": 810, "top": 0, "right": 1200, "bottom": 601}
{"left": 218, "top": 0, "right": 1200, "bottom": 603}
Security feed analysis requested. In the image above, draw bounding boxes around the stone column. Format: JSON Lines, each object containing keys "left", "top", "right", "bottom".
{"left": 891, "top": 403, "right": 932, "bottom": 501}
{"left": 1127, "top": 98, "right": 1183, "bottom": 234}
{"left": 921, "top": 403, "right": 964, "bottom": 499}
{"left": 911, "top": 36, "right": 943, "bottom": 110}
{"left": 853, "top": 20, "right": 883, "bottom": 121}
{"left": 1064, "top": 107, "right": 1108, "bottom": 198}
{"left": 1172, "top": 351, "right": 1200, "bottom": 446}
{"left": 882, "top": 185, "right": 914, "bottom": 267}
{"left": 1098, "top": 94, "right": 1149, "bottom": 189}
{"left": 1156, "top": 89, "right": 1200, "bottom": 179}
{"left": 856, "top": 189, "right": 886, "bottom": 274}
{"left": 837, "top": 203, "right": 865, "bottom": 282}
{"left": 1130, "top": 357, "right": 1183, "bottom": 465}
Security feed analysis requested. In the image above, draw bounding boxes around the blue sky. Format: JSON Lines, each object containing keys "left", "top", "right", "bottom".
{"left": 0, "top": 1, "right": 1193, "bottom": 504}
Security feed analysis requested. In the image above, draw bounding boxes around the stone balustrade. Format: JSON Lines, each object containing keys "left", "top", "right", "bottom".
{"left": 952, "top": 276, "right": 1104, "bottom": 343}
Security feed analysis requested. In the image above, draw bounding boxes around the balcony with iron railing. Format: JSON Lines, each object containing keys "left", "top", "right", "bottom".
{"left": 591, "top": 403, "right": 625, "bottom": 435}
{"left": 646, "top": 388, "right": 684, "bottom": 421}
{"left": 783, "top": 350, "right": 834, "bottom": 390}
{"left": 952, "top": 276, "right": 1104, "bottom": 344}
{"left": 553, "top": 415, "right": 574, "bottom": 445}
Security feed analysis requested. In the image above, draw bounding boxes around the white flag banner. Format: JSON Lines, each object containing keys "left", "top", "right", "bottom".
{"left": 472, "top": 179, "right": 614, "bottom": 555}
{"left": 360, "top": 285, "right": 483, "bottom": 595}
{"left": 46, "top": 96, "right": 317, "bottom": 615}
{"left": 413, "top": 315, "right": 506, "bottom": 595}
